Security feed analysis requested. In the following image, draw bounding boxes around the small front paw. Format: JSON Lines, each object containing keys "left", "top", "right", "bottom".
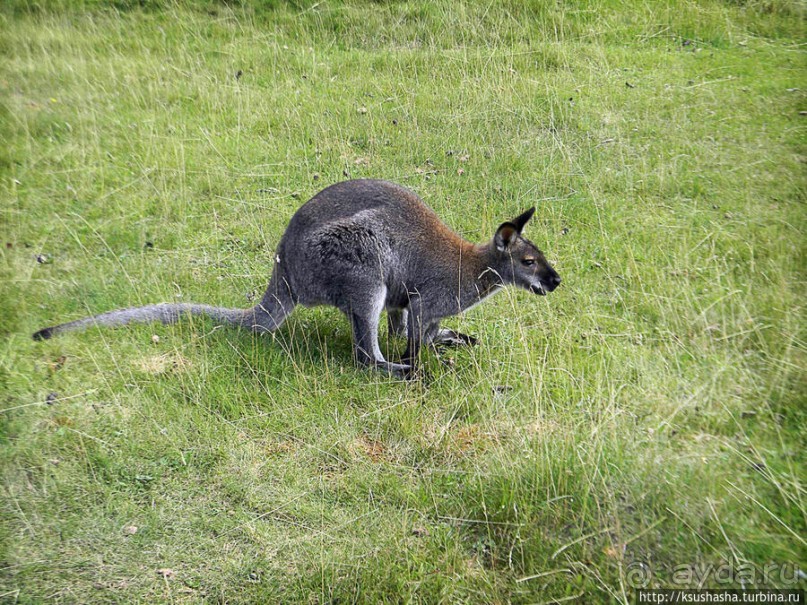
{"left": 433, "top": 329, "right": 478, "bottom": 348}
{"left": 455, "top": 332, "right": 478, "bottom": 346}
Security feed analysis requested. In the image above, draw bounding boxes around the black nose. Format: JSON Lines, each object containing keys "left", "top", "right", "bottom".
{"left": 548, "top": 274, "right": 561, "bottom": 290}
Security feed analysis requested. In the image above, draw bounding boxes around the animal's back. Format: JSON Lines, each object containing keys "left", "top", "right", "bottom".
{"left": 286, "top": 179, "right": 445, "bottom": 234}
{"left": 278, "top": 180, "right": 468, "bottom": 307}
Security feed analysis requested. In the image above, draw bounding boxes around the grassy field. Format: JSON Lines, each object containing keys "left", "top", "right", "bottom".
{"left": 1, "top": 0, "right": 805, "bottom": 602}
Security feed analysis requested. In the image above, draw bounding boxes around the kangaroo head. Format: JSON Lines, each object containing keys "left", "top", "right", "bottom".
{"left": 492, "top": 207, "right": 561, "bottom": 296}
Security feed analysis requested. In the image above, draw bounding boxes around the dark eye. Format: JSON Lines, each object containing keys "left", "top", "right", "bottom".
{"left": 522, "top": 258, "right": 536, "bottom": 266}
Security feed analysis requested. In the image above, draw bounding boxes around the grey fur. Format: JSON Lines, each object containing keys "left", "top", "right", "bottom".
{"left": 33, "top": 179, "right": 560, "bottom": 378}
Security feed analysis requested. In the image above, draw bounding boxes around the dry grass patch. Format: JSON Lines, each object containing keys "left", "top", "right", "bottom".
{"left": 135, "top": 352, "right": 192, "bottom": 375}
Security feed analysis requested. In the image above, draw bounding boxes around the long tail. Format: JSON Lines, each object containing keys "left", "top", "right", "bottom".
{"left": 32, "top": 286, "right": 296, "bottom": 341}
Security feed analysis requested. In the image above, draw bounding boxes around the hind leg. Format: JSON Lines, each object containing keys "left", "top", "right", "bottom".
{"left": 346, "top": 288, "right": 411, "bottom": 378}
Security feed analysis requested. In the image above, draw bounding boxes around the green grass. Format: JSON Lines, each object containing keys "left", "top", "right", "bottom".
{"left": 1, "top": 1, "right": 805, "bottom": 602}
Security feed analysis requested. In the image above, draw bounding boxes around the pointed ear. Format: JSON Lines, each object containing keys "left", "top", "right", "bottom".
{"left": 494, "top": 222, "right": 519, "bottom": 252}
{"left": 511, "top": 207, "right": 536, "bottom": 233}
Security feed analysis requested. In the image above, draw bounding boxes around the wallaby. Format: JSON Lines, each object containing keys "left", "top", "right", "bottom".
{"left": 33, "top": 179, "right": 561, "bottom": 378}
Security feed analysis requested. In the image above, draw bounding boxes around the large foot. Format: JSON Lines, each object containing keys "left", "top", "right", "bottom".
{"left": 369, "top": 360, "right": 419, "bottom": 381}
{"left": 396, "top": 364, "right": 430, "bottom": 382}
